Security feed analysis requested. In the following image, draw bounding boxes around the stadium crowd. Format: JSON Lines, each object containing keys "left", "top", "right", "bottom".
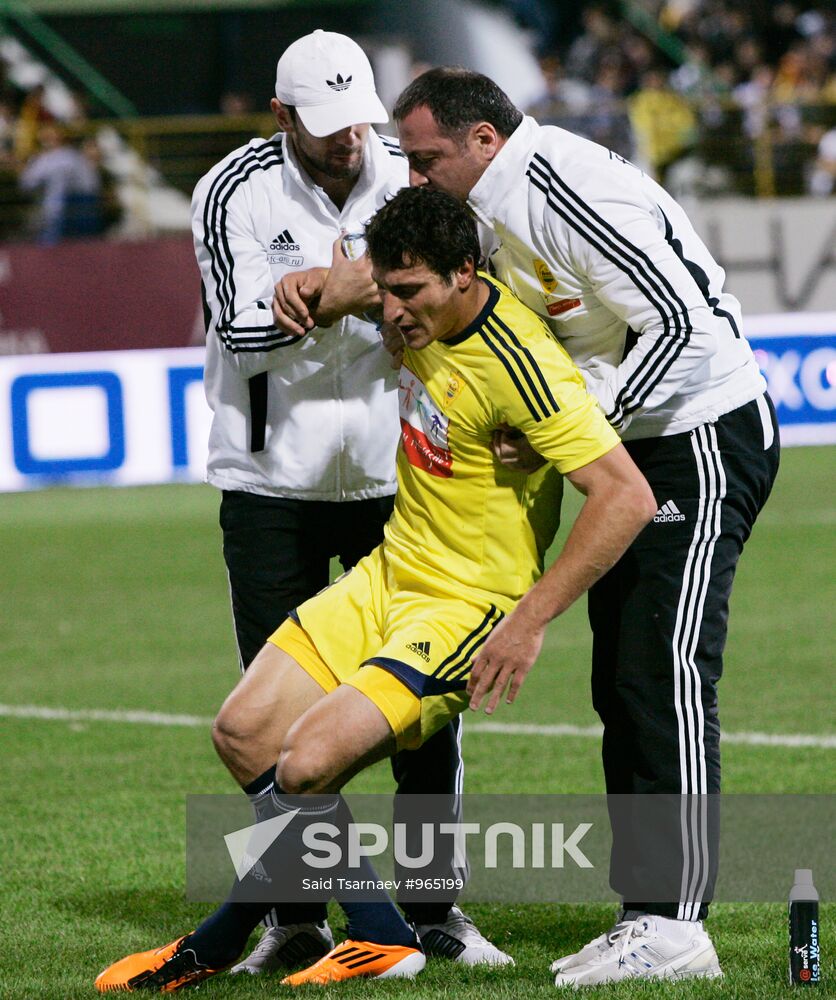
{"left": 0, "top": 0, "right": 834, "bottom": 244}
{"left": 522, "top": 0, "right": 836, "bottom": 195}
{"left": 0, "top": 73, "right": 120, "bottom": 243}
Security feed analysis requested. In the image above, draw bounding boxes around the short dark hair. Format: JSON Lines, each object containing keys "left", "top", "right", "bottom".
{"left": 365, "top": 187, "right": 482, "bottom": 281}
{"left": 393, "top": 67, "right": 523, "bottom": 140}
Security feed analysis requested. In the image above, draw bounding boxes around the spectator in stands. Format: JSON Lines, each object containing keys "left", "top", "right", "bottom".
{"left": 19, "top": 123, "right": 102, "bottom": 244}
{"left": 733, "top": 36, "right": 765, "bottom": 79}
{"left": 0, "top": 96, "right": 16, "bottom": 160}
{"left": 628, "top": 66, "right": 697, "bottom": 182}
{"left": 14, "top": 84, "right": 54, "bottom": 162}
{"left": 81, "top": 135, "right": 122, "bottom": 232}
{"left": 620, "top": 32, "right": 656, "bottom": 93}
{"left": 581, "top": 59, "right": 634, "bottom": 159}
{"left": 219, "top": 91, "right": 254, "bottom": 116}
{"left": 564, "top": 4, "right": 620, "bottom": 84}
{"left": 527, "top": 54, "right": 594, "bottom": 125}
{"left": 808, "top": 126, "right": 836, "bottom": 195}
{"left": 732, "top": 64, "right": 776, "bottom": 138}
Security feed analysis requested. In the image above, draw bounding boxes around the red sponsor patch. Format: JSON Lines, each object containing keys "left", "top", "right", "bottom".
{"left": 400, "top": 419, "right": 453, "bottom": 478}
{"left": 547, "top": 297, "right": 581, "bottom": 317}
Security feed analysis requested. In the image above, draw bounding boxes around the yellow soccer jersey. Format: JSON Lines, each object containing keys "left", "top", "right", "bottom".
{"left": 383, "top": 273, "right": 620, "bottom": 609}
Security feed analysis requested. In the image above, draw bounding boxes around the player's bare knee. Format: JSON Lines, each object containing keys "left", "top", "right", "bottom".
{"left": 212, "top": 704, "right": 253, "bottom": 769}
{"left": 276, "top": 740, "right": 332, "bottom": 794}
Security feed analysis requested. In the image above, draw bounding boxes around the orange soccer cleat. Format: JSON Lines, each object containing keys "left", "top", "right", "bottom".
{"left": 280, "top": 939, "right": 426, "bottom": 985}
{"left": 94, "top": 934, "right": 229, "bottom": 993}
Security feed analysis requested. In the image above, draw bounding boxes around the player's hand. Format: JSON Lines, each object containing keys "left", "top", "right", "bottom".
{"left": 316, "top": 237, "right": 381, "bottom": 327}
{"left": 467, "top": 610, "right": 545, "bottom": 714}
{"left": 273, "top": 268, "right": 328, "bottom": 336}
{"left": 491, "top": 424, "right": 547, "bottom": 472}
{"left": 379, "top": 321, "right": 404, "bottom": 370}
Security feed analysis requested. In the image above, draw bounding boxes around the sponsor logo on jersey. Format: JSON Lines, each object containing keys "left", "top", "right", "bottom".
{"left": 270, "top": 229, "right": 301, "bottom": 251}
{"left": 443, "top": 370, "right": 466, "bottom": 407}
{"left": 398, "top": 366, "right": 452, "bottom": 478}
{"left": 406, "top": 640, "right": 431, "bottom": 661}
{"left": 653, "top": 500, "right": 686, "bottom": 523}
{"left": 327, "top": 73, "right": 352, "bottom": 92}
{"left": 268, "top": 229, "right": 303, "bottom": 267}
{"left": 546, "top": 296, "right": 582, "bottom": 317}
{"left": 533, "top": 258, "right": 558, "bottom": 293}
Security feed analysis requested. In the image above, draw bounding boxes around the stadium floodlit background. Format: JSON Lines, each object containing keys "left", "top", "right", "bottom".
{"left": 0, "top": 0, "right": 833, "bottom": 997}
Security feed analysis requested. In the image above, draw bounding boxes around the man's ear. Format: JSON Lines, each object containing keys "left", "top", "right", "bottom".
{"left": 455, "top": 258, "right": 478, "bottom": 289}
{"left": 271, "top": 98, "right": 294, "bottom": 133}
{"left": 470, "top": 121, "right": 500, "bottom": 162}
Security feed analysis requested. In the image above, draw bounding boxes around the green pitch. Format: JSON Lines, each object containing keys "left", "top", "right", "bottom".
{"left": 1, "top": 447, "right": 833, "bottom": 999}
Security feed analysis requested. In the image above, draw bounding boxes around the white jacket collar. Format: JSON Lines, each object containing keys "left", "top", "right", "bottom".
{"left": 468, "top": 115, "right": 540, "bottom": 227}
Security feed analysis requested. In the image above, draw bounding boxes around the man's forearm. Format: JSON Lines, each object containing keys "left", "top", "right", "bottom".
{"left": 466, "top": 445, "right": 656, "bottom": 714}
{"left": 514, "top": 477, "right": 654, "bottom": 629}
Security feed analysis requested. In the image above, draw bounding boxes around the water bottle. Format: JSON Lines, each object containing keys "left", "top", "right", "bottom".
{"left": 789, "top": 869, "right": 820, "bottom": 986}
{"left": 340, "top": 232, "right": 367, "bottom": 261}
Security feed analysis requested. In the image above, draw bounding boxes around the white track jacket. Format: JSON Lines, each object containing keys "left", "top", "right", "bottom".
{"left": 468, "top": 116, "right": 765, "bottom": 439}
{"left": 193, "top": 129, "right": 407, "bottom": 498}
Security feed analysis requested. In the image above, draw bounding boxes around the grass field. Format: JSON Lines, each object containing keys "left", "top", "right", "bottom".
{"left": 1, "top": 446, "right": 833, "bottom": 999}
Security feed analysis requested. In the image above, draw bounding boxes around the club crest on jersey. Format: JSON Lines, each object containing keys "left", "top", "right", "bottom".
{"left": 443, "top": 370, "right": 466, "bottom": 407}
{"left": 398, "top": 366, "right": 452, "bottom": 478}
{"left": 533, "top": 258, "right": 558, "bottom": 293}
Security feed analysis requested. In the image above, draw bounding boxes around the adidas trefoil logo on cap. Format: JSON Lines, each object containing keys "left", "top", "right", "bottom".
{"left": 406, "top": 640, "right": 431, "bottom": 661}
{"left": 654, "top": 500, "right": 686, "bottom": 523}
{"left": 327, "top": 73, "right": 352, "bottom": 92}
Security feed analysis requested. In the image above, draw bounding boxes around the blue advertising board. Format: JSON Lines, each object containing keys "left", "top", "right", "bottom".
{"left": 0, "top": 315, "right": 833, "bottom": 492}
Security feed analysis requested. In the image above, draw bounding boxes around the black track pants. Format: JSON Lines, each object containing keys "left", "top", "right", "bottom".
{"left": 588, "top": 395, "right": 780, "bottom": 920}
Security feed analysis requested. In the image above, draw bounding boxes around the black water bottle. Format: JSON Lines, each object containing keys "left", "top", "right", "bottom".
{"left": 789, "top": 869, "right": 820, "bottom": 986}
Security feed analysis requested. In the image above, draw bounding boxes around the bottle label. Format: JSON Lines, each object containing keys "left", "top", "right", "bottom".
{"left": 789, "top": 902, "right": 820, "bottom": 985}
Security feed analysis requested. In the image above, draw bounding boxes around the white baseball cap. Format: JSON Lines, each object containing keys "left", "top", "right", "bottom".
{"left": 274, "top": 29, "right": 389, "bottom": 137}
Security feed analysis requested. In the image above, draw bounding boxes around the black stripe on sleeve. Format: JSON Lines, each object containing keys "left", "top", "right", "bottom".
{"left": 527, "top": 154, "right": 692, "bottom": 425}
{"left": 200, "top": 280, "right": 211, "bottom": 336}
{"left": 248, "top": 372, "right": 268, "bottom": 452}
{"left": 203, "top": 141, "right": 282, "bottom": 327}
{"left": 658, "top": 207, "right": 741, "bottom": 339}
{"left": 480, "top": 318, "right": 558, "bottom": 423}
{"left": 201, "top": 141, "right": 300, "bottom": 354}
{"left": 488, "top": 312, "right": 560, "bottom": 412}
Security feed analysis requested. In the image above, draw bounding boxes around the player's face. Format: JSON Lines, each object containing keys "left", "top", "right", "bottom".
{"left": 373, "top": 260, "right": 472, "bottom": 350}
{"left": 398, "top": 105, "right": 492, "bottom": 201}
{"left": 289, "top": 115, "right": 368, "bottom": 181}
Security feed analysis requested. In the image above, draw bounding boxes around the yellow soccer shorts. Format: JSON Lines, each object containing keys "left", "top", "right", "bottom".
{"left": 267, "top": 544, "right": 506, "bottom": 751}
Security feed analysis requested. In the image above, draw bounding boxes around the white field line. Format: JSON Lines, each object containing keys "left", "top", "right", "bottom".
{"left": 1, "top": 703, "right": 834, "bottom": 749}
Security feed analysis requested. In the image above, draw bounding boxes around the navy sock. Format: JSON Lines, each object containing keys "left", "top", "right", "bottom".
{"left": 186, "top": 775, "right": 320, "bottom": 966}
{"left": 331, "top": 797, "right": 417, "bottom": 947}
{"left": 244, "top": 768, "right": 328, "bottom": 927}
{"left": 259, "top": 787, "right": 416, "bottom": 947}
{"left": 186, "top": 899, "right": 273, "bottom": 967}
{"left": 187, "top": 782, "right": 417, "bottom": 964}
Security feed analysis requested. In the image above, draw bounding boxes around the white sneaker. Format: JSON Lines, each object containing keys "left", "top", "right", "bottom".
{"left": 553, "top": 915, "right": 722, "bottom": 987}
{"left": 229, "top": 921, "right": 334, "bottom": 975}
{"left": 416, "top": 906, "right": 514, "bottom": 966}
{"left": 550, "top": 915, "right": 631, "bottom": 974}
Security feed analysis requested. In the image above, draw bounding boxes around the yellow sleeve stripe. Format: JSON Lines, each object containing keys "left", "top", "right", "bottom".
{"left": 480, "top": 314, "right": 561, "bottom": 423}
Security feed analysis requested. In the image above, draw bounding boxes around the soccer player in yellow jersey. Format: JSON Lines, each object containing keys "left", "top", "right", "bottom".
{"left": 95, "top": 188, "right": 655, "bottom": 993}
